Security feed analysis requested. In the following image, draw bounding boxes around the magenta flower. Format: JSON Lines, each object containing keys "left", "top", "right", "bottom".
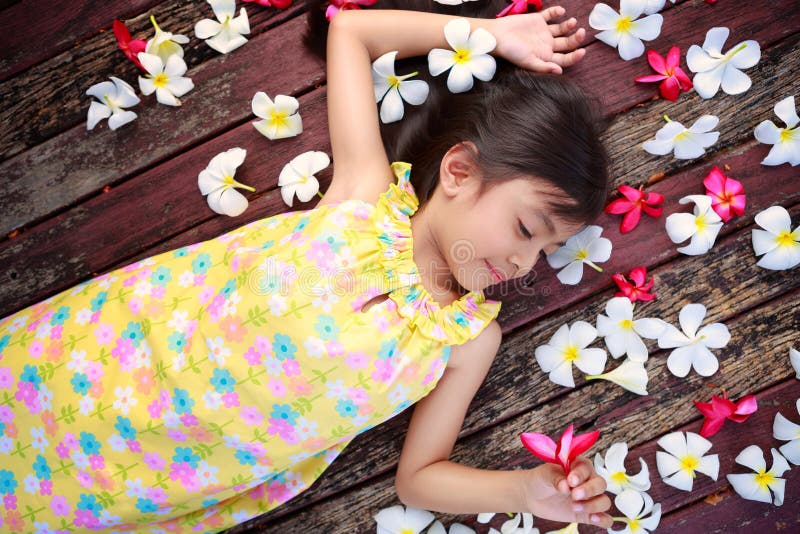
{"left": 113, "top": 19, "right": 146, "bottom": 71}
{"left": 612, "top": 266, "right": 657, "bottom": 303}
{"left": 703, "top": 166, "right": 746, "bottom": 222}
{"left": 605, "top": 184, "right": 664, "bottom": 233}
{"left": 496, "top": 0, "right": 542, "bottom": 18}
{"left": 635, "top": 47, "right": 693, "bottom": 101}
{"left": 325, "top": 0, "right": 377, "bottom": 21}
{"left": 694, "top": 393, "right": 757, "bottom": 438}
{"left": 520, "top": 424, "right": 600, "bottom": 475}
{"left": 243, "top": 0, "right": 292, "bottom": 8}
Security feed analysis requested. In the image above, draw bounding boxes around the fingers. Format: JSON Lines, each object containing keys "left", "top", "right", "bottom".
{"left": 526, "top": 56, "right": 563, "bottom": 75}
{"left": 572, "top": 493, "right": 612, "bottom": 516}
{"left": 540, "top": 6, "right": 567, "bottom": 23}
{"left": 549, "top": 16, "right": 577, "bottom": 37}
{"left": 551, "top": 47, "right": 586, "bottom": 68}
{"left": 578, "top": 511, "right": 614, "bottom": 530}
{"left": 553, "top": 28, "right": 585, "bottom": 52}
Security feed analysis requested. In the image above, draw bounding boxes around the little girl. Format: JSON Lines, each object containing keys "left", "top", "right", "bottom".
{"left": 1, "top": 1, "right": 613, "bottom": 532}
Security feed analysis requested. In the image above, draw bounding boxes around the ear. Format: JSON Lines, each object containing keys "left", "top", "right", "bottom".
{"left": 438, "top": 142, "right": 481, "bottom": 197}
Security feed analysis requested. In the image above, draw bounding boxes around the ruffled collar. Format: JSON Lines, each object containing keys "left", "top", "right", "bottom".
{"left": 374, "top": 162, "right": 501, "bottom": 344}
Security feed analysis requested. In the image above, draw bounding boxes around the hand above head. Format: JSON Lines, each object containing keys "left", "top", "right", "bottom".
{"left": 523, "top": 456, "right": 614, "bottom": 528}
{"left": 492, "top": 6, "right": 586, "bottom": 74}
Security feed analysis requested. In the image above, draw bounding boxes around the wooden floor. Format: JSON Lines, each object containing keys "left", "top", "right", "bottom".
{"left": 2, "top": 0, "right": 799, "bottom": 532}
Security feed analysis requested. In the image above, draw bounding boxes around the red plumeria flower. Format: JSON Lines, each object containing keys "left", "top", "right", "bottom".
{"left": 703, "top": 166, "right": 746, "bottom": 223}
{"left": 325, "top": 0, "right": 378, "bottom": 22}
{"left": 612, "top": 266, "right": 656, "bottom": 302}
{"left": 243, "top": 0, "right": 293, "bottom": 8}
{"left": 605, "top": 184, "right": 664, "bottom": 234}
{"left": 496, "top": 0, "right": 543, "bottom": 18}
{"left": 694, "top": 392, "right": 758, "bottom": 438}
{"left": 520, "top": 424, "right": 599, "bottom": 475}
{"left": 635, "top": 47, "right": 693, "bottom": 102}
{"left": 112, "top": 20, "right": 146, "bottom": 71}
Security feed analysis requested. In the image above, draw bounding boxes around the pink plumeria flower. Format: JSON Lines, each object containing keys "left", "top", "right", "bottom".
{"left": 703, "top": 166, "right": 745, "bottom": 222}
{"left": 521, "top": 424, "right": 600, "bottom": 475}
{"left": 495, "top": 0, "right": 542, "bottom": 18}
{"left": 325, "top": 0, "right": 377, "bottom": 22}
{"left": 635, "top": 47, "right": 693, "bottom": 101}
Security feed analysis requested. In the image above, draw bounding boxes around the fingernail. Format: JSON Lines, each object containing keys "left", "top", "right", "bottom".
{"left": 591, "top": 515, "right": 600, "bottom": 523}
{"left": 573, "top": 504, "right": 583, "bottom": 512}
{"left": 574, "top": 489, "right": 585, "bottom": 499}
{"left": 569, "top": 475, "right": 579, "bottom": 485}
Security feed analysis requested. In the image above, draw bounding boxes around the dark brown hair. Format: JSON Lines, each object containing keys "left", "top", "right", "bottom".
{"left": 305, "top": 0, "right": 609, "bottom": 225}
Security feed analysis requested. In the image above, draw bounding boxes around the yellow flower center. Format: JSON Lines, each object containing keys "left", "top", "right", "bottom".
{"left": 610, "top": 471, "right": 628, "bottom": 484}
{"left": 576, "top": 249, "right": 588, "bottom": 260}
{"left": 564, "top": 346, "right": 580, "bottom": 361}
{"left": 269, "top": 110, "right": 289, "bottom": 129}
{"left": 776, "top": 230, "right": 796, "bottom": 247}
{"left": 680, "top": 455, "right": 699, "bottom": 476}
{"left": 387, "top": 75, "right": 400, "bottom": 89}
{"left": 616, "top": 16, "right": 632, "bottom": 32}
{"left": 454, "top": 48, "right": 471, "bottom": 64}
{"left": 674, "top": 130, "right": 690, "bottom": 142}
{"left": 223, "top": 175, "right": 235, "bottom": 186}
{"left": 619, "top": 319, "right": 634, "bottom": 330}
{"left": 695, "top": 214, "right": 708, "bottom": 231}
{"left": 780, "top": 127, "right": 797, "bottom": 142}
{"left": 153, "top": 73, "right": 169, "bottom": 88}
{"left": 400, "top": 529, "right": 415, "bottom": 534}
{"left": 755, "top": 469, "right": 775, "bottom": 490}
{"left": 628, "top": 518, "right": 641, "bottom": 531}
{"left": 725, "top": 42, "right": 748, "bottom": 59}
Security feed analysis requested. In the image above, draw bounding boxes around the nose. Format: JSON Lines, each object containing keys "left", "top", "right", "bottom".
{"left": 510, "top": 245, "right": 542, "bottom": 278}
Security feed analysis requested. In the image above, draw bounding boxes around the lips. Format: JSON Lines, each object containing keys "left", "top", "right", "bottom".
{"left": 485, "top": 259, "right": 504, "bottom": 282}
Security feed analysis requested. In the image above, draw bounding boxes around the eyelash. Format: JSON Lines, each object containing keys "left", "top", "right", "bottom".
{"left": 518, "top": 221, "right": 532, "bottom": 239}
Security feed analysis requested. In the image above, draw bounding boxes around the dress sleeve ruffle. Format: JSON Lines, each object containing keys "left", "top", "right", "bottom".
{"left": 374, "top": 162, "right": 502, "bottom": 345}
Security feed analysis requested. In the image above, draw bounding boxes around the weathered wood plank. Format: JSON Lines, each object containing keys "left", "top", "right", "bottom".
{"left": 0, "top": 1, "right": 305, "bottom": 162}
{"left": 570, "top": 0, "right": 800, "bottom": 117}
{"left": 228, "top": 206, "right": 800, "bottom": 522}
{"left": 229, "top": 288, "right": 800, "bottom": 531}
{"left": 0, "top": 10, "right": 322, "bottom": 237}
{"left": 0, "top": 0, "right": 161, "bottom": 81}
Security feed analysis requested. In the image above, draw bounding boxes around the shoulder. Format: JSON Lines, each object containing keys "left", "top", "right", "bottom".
{"left": 447, "top": 319, "right": 502, "bottom": 371}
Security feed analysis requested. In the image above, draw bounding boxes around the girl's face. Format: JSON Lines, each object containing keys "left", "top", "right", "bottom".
{"left": 429, "top": 163, "right": 583, "bottom": 294}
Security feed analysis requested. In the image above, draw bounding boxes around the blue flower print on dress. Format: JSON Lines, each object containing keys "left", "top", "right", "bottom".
{"left": 314, "top": 315, "right": 340, "bottom": 341}
{"left": 50, "top": 306, "right": 70, "bottom": 326}
{"left": 172, "top": 388, "right": 195, "bottom": 415}
{"left": 136, "top": 497, "right": 159, "bottom": 513}
{"left": 151, "top": 266, "right": 173, "bottom": 287}
{"left": 235, "top": 449, "right": 257, "bottom": 466}
{"left": 211, "top": 369, "right": 236, "bottom": 393}
{"left": 90, "top": 291, "right": 108, "bottom": 312}
{"left": 79, "top": 432, "right": 102, "bottom": 456}
{"left": 293, "top": 216, "right": 310, "bottom": 232}
{"left": 121, "top": 321, "right": 145, "bottom": 348}
{"left": 270, "top": 403, "right": 300, "bottom": 425}
{"left": 377, "top": 339, "right": 398, "bottom": 360}
{"left": 192, "top": 253, "right": 212, "bottom": 274}
{"left": 173, "top": 447, "right": 201, "bottom": 468}
{"left": 335, "top": 398, "right": 358, "bottom": 418}
{"left": 0, "top": 470, "right": 17, "bottom": 494}
{"left": 115, "top": 416, "right": 137, "bottom": 440}
{"left": 220, "top": 279, "right": 237, "bottom": 297}
{"left": 168, "top": 331, "right": 187, "bottom": 353}
{"left": 0, "top": 334, "right": 9, "bottom": 352}
{"left": 273, "top": 334, "right": 297, "bottom": 361}
{"left": 71, "top": 373, "right": 91, "bottom": 395}
{"left": 20, "top": 365, "right": 43, "bottom": 389}
{"left": 77, "top": 494, "right": 103, "bottom": 516}
{"left": 33, "top": 455, "right": 51, "bottom": 480}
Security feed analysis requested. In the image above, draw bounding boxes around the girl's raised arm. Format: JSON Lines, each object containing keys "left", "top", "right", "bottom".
{"left": 320, "top": 7, "right": 586, "bottom": 206}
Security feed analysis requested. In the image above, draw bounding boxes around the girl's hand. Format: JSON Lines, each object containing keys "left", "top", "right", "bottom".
{"left": 522, "top": 457, "right": 614, "bottom": 528}
{"left": 492, "top": 6, "right": 586, "bottom": 74}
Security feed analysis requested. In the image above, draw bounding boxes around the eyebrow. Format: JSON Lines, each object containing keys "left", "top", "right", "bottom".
{"left": 534, "top": 209, "right": 556, "bottom": 234}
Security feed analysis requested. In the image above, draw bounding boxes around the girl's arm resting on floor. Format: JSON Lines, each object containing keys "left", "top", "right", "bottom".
{"left": 320, "top": 8, "right": 584, "bottom": 206}
{"left": 395, "top": 321, "right": 613, "bottom": 526}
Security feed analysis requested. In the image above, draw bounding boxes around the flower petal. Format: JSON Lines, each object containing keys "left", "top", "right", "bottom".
{"left": 86, "top": 102, "right": 111, "bottom": 130}
{"left": 586, "top": 237, "right": 612, "bottom": 262}
{"left": 666, "top": 345, "right": 695, "bottom": 377}
{"left": 549, "top": 360, "right": 576, "bottom": 387}
{"left": 107, "top": 110, "right": 137, "bottom": 130}
{"left": 727, "top": 473, "right": 773, "bottom": 503}
{"left": 729, "top": 40, "right": 761, "bottom": 69}
{"left": 372, "top": 50, "right": 398, "bottom": 78}
{"left": 380, "top": 88, "right": 405, "bottom": 123}
{"left": 665, "top": 212, "right": 697, "bottom": 244}
{"left": 754, "top": 120, "right": 781, "bottom": 144}
{"left": 658, "top": 431, "right": 688, "bottom": 458}
{"left": 663, "top": 468, "right": 694, "bottom": 491}
{"left": 556, "top": 260, "right": 584, "bottom": 285}
{"left": 467, "top": 53, "right": 496, "bottom": 82}
{"left": 520, "top": 433, "right": 558, "bottom": 462}
{"left": 628, "top": 14, "right": 662, "bottom": 41}
{"left": 547, "top": 247, "right": 576, "bottom": 268}
{"left": 615, "top": 489, "right": 644, "bottom": 521}
{"left": 755, "top": 205, "right": 792, "bottom": 235}
{"left": 166, "top": 76, "right": 194, "bottom": 98}
{"left": 535, "top": 345, "right": 562, "bottom": 372}
{"left": 468, "top": 27, "right": 497, "bottom": 56}
{"left": 774, "top": 96, "right": 799, "bottom": 128}
{"left": 686, "top": 45, "right": 719, "bottom": 73}
{"left": 696, "top": 323, "right": 730, "bottom": 348}
{"left": 721, "top": 66, "right": 751, "bottom": 95}
{"left": 570, "top": 321, "right": 598, "bottom": 349}
{"left": 447, "top": 64, "right": 475, "bottom": 93}
{"left": 428, "top": 48, "right": 456, "bottom": 76}
{"left": 588, "top": 3, "right": 621, "bottom": 31}
{"left": 655, "top": 450, "right": 681, "bottom": 477}
{"left": 444, "top": 18, "right": 471, "bottom": 49}
{"left": 617, "top": 32, "right": 645, "bottom": 61}
{"left": 702, "top": 27, "right": 730, "bottom": 56}
{"left": 633, "top": 318, "right": 667, "bottom": 339}
{"left": 678, "top": 303, "right": 706, "bottom": 338}
{"left": 693, "top": 65, "right": 725, "bottom": 99}
{"left": 398, "top": 80, "right": 430, "bottom": 105}
{"left": 735, "top": 444, "right": 766, "bottom": 472}
{"left": 155, "top": 87, "right": 180, "bottom": 106}
{"left": 757, "top": 242, "right": 800, "bottom": 270}
{"left": 575, "top": 348, "right": 607, "bottom": 375}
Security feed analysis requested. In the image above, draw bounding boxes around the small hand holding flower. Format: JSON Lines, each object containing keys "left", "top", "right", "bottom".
{"left": 492, "top": 6, "right": 587, "bottom": 74}
{"left": 522, "top": 457, "right": 613, "bottom": 528}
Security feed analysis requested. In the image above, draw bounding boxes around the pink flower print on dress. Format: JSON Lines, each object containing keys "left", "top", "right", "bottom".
{"left": 167, "top": 429, "right": 187, "bottom": 442}
{"left": 240, "top": 406, "right": 264, "bottom": 426}
{"left": 268, "top": 418, "right": 299, "bottom": 444}
{"left": 222, "top": 391, "right": 239, "bottom": 407}
{"left": 325, "top": 340, "right": 345, "bottom": 358}
{"left": 243, "top": 346, "right": 261, "bottom": 365}
{"left": 344, "top": 351, "right": 369, "bottom": 370}
{"left": 40, "top": 479, "right": 53, "bottom": 495}
{"left": 128, "top": 297, "right": 143, "bottom": 314}
{"left": 268, "top": 377, "right": 288, "bottom": 398}
{"left": 0, "top": 404, "right": 13, "bottom": 422}
{"left": 372, "top": 359, "right": 394, "bottom": 383}
{"left": 144, "top": 451, "right": 166, "bottom": 470}
{"left": 76, "top": 470, "right": 93, "bottom": 488}
{"left": 306, "top": 239, "right": 336, "bottom": 270}
{"left": 282, "top": 359, "right": 300, "bottom": 376}
{"left": 93, "top": 323, "right": 115, "bottom": 345}
{"left": 28, "top": 339, "right": 44, "bottom": 358}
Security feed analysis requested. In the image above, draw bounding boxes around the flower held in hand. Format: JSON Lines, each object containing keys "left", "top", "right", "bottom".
{"left": 635, "top": 47, "right": 692, "bottom": 101}
{"left": 496, "top": 0, "right": 542, "bottom": 18}
{"left": 693, "top": 393, "right": 757, "bottom": 438}
{"left": 520, "top": 424, "right": 600, "bottom": 475}
{"left": 428, "top": 18, "right": 496, "bottom": 93}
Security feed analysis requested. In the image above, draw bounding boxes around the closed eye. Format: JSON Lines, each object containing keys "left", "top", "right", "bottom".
{"left": 518, "top": 221, "right": 532, "bottom": 239}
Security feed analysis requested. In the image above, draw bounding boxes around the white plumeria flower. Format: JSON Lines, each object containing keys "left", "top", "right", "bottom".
{"left": 427, "top": 521, "right": 475, "bottom": 534}
{"left": 754, "top": 96, "right": 800, "bottom": 166}
{"left": 656, "top": 431, "right": 719, "bottom": 491}
{"left": 643, "top": 0, "right": 670, "bottom": 15}
{"left": 251, "top": 92, "right": 303, "bottom": 140}
{"left": 726, "top": 445, "right": 790, "bottom": 505}
{"left": 278, "top": 151, "right": 329, "bottom": 207}
{"left": 596, "top": 297, "right": 667, "bottom": 362}
{"left": 609, "top": 490, "right": 661, "bottom": 534}
{"left": 86, "top": 77, "right": 140, "bottom": 131}
{"left": 544, "top": 524, "right": 578, "bottom": 534}
{"left": 665, "top": 194, "right": 723, "bottom": 256}
{"left": 198, "top": 147, "right": 253, "bottom": 216}
{"left": 145, "top": 15, "right": 190, "bottom": 63}
{"left": 686, "top": 27, "right": 760, "bottom": 99}
{"left": 588, "top": 0, "right": 663, "bottom": 61}
{"left": 195, "top": 0, "right": 250, "bottom": 54}
{"left": 657, "top": 303, "right": 729, "bottom": 377}
{"left": 137, "top": 52, "right": 194, "bottom": 106}
{"left": 593, "top": 442, "right": 651, "bottom": 495}
{"left": 546, "top": 225, "right": 612, "bottom": 285}
{"left": 489, "top": 513, "right": 537, "bottom": 534}
{"left": 643, "top": 115, "right": 719, "bottom": 159}
{"left": 773, "top": 399, "right": 800, "bottom": 465}
{"left": 373, "top": 51, "right": 430, "bottom": 124}
{"left": 791, "top": 347, "right": 800, "bottom": 379}
{"left": 374, "top": 505, "right": 434, "bottom": 534}
{"left": 428, "top": 18, "right": 496, "bottom": 93}
{"left": 751, "top": 205, "right": 800, "bottom": 270}
{"left": 584, "top": 358, "right": 649, "bottom": 395}
{"left": 534, "top": 321, "right": 607, "bottom": 388}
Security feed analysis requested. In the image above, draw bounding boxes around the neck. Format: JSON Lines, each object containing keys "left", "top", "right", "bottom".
{"left": 411, "top": 204, "right": 462, "bottom": 305}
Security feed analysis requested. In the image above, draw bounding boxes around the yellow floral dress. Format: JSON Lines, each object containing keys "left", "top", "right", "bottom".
{"left": 0, "top": 162, "right": 501, "bottom": 532}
